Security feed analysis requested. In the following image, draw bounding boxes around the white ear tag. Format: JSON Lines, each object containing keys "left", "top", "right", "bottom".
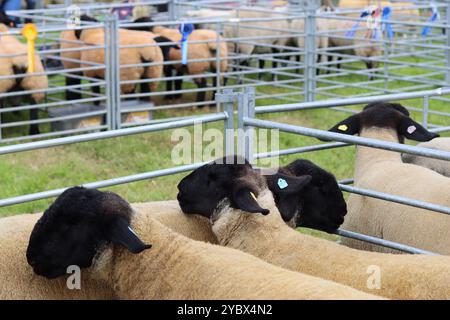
{"left": 250, "top": 192, "right": 258, "bottom": 201}
{"left": 407, "top": 125, "right": 417, "bottom": 134}
{"left": 277, "top": 178, "right": 288, "bottom": 189}
{"left": 128, "top": 226, "right": 138, "bottom": 236}
{"left": 338, "top": 124, "right": 348, "bottom": 132}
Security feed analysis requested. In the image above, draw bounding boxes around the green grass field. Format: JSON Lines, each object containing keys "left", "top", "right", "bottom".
{"left": 0, "top": 55, "right": 449, "bottom": 244}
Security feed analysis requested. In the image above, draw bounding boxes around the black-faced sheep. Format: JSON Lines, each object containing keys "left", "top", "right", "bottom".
{"left": 129, "top": 16, "right": 228, "bottom": 106}
{"left": 59, "top": 15, "right": 99, "bottom": 101}
{"left": 327, "top": 102, "right": 450, "bottom": 254}
{"left": 266, "top": 159, "right": 347, "bottom": 233}
{"left": 26, "top": 186, "right": 382, "bottom": 300}
{"left": 74, "top": 18, "right": 163, "bottom": 104}
{"left": 402, "top": 137, "right": 450, "bottom": 177}
{"left": 0, "top": 10, "right": 48, "bottom": 135}
{"left": 0, "top": 212, "right": 116, "bottom": 299}
{"left": 177, "top": 157, "right": 450, "bottom": 300}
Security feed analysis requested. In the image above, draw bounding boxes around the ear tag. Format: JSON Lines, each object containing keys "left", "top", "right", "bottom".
{"left": 128, "top": 226, "right": 138, "bottom": 237}
{"left": 250, "top": 192, "right": 258, "bottom": 201}
{"left": 338, "top": 124, "right": 348, "bottom": 132}
{"left": 407, "top": 125, "right": 417, "bottom": 134}
{"left": 277, "top": 178, "right": 288, "bottom": 190}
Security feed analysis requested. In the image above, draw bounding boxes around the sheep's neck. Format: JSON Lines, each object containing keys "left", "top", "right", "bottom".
{"left": 107, "top": 214, "right": 191, "bottom": 299}
{"left": 354, "top": 127, "right": 402, "bottom": 182}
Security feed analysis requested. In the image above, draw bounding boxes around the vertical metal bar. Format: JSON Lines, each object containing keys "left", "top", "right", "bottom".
{"left": 237, "top": 91, "right": 246, "bottom": 159}
{"left": 104, "top": 18, "right": 114, "bottom": 131}
{"left": 383, "top": 37, "right": 389, "bottom": 94}
{"left": 168, "top": 0, "right": 176, "bottom": 20}
{"left": 111, "top": 16, "right": 121, "bottom": 130}
{"left": 215, "top": 22, "right": 222, "bottom": 112}
{"left": 304, "top": 0, "right": 317, "bottom": 102}
{"left": 221, "top": 89, "right": 235, "bottom": 157}
{"left": 446, "top": 2, "right": 450, "bottom": 84}
{"left": 245, "top": 87, "right": 256, "bottom": 164}
{"left": 423, "top": 95, "right": 429, "bottom": 128}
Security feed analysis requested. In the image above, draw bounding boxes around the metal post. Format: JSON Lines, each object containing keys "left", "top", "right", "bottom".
{"left": 104, "top": 18, "right": 114, "bottom": 131}
{"left": 446, "top": 2, "right": 450, "bottom": 83}
{"left": 237, "top": 87, "right": 255, "bottom": 163}
{"left": 216, "top": 88, "right": 236, "bottom": 158}
{"left": 215, "top": 21, "right": 222, "bottom": 112}
{"left": 423, "top": 95, "right": 429, "bottom": 128}
{"left": 110, "top": 16, "right": 121, "bottom": 130}
{"left": 168, "top": 0, "right": 176, "bottom": 20}
{"left": 303, "top": 0, "right": 317, "bottom": 102}
{"left": 245, "top": 87, "right": 256, "bottom": 164}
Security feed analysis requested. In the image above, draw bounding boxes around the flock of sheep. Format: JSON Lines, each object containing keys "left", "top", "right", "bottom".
{"left": 0, "top": 4, "right": 383, "bottom": 136}
{"left": 1, "top": 100, "right": 450, "bottom": 300}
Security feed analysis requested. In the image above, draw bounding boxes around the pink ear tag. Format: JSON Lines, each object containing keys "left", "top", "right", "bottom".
{"left": 407, "top": 126, "right": 417, "bottom": 134}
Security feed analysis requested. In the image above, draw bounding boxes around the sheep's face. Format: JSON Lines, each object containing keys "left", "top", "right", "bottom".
{"left": 26, "top": 187, "right": 151, "bottom": 279}
{"left": 177, "top": 156, "right": 270, "bottom": 218}
{"left": 328, "top": 101, "right": 439, "bottom": 143}
{"left": 269, "top": 159, "right": 347, "bottom": 233}
{"left": 177, "top": 156, "right": 312, "bottom": 222}
{"left": 0, "top": 10, "right": 17, "bottom": 28}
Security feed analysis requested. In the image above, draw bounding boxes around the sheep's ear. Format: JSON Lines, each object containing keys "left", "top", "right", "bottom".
{"left": 399, "top": 117, "right": 439, "bottom": 142}
{"left": 106, "top": 217, "right": 152, "bottom": 254}
{"left": 232, "top": 188, "right": 270, "bottom": 215}
{"left": 327, "top": 114, "right": 360, "bottom": 139}
{"left": 268, "top": 174, "right": 311, "bottom": 222}
{"left": 267, "top": 174, "right": 312, "bottom": 195}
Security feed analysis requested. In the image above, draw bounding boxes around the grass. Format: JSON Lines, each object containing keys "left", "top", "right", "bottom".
{"left": 0, "top": 56, "right": 449, "bottom": 244}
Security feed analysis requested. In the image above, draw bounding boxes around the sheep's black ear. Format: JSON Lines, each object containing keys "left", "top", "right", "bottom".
{"left": 399, "top": 117, "right": 439, "bottom": 142}
{"left": 231, "top": 188, "right": 270, "bottom": 215}
{"left": 74, "top": 28, "right": 82, "bottom": 39}
{"left": 267, "top": 174, "right": 311, "bottom": 222}
{"left": 106, "top": 217, "right": 151, "bottom": 254}
{"left": 328, "top": 114, "right": 360, "bottom": 137}
{"left": 267, "top": 173, "right": 312, "bottom": 195}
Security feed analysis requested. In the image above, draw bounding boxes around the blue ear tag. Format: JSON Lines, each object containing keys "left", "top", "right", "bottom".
{"left": 277, "top": 178, "right": 288, "bottom": 190}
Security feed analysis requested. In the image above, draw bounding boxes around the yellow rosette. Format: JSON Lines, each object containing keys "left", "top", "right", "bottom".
{"left": 21, "top": 23, "right": 38, "bottom": 73}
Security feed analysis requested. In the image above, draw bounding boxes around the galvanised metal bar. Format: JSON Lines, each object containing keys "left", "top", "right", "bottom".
{"left": 243, "top": 117, "right": 450, "bottom": 162}
{"left": 339, "top": 184, "right": 450, "bottom": 216}
{"left": 0, "top": 113, "right": 227, "bottom": 155}
{"left": 255, "top": 88, "right": 450, "bottom": 114}
{"left": 0, "top": 162, "right": 205, "bottom": 208}
{"left": 254, "top": 142, "right": 349, "bottom": 159}
{"left": 335, "top": 229, "right": 439, "bottom": 255}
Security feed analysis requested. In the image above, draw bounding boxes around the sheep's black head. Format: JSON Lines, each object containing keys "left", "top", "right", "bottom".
{"left": 26, "top": 187, "right": 151, "bottom": 279}
{"left": 0, "top": 10, "right": 17, "bottom": 28}
{"left": 328, "top": 101, "right": 439, "bottom": 143}
{"left": 268, "top": 159, "right": 346, "bottom": 233}
{"left": 74, "top": 15, "right": 99, "bottom": 39}
{"left": 130, "top": 16, "right": 154, "bottom": 32}
{"left": 177, "top": 156, "right": 312, "bottom": 221}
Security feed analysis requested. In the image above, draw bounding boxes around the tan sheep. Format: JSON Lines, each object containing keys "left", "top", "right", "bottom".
{"left": 130, "top": 16, "right": 228, "bottom": 104}
{"left": 177, "top": 157, "right": 450, "bottom": 300}
{"left": 26, "top": 187, "right": 382, "bottom": 300}
{"left": 402, "top": 137, "right": 450, "bottom": 177}
{"left": 0, "top": 19, "right": 48, "bottom": 135}
{"left": 326, "top": 101, "right": 450, "bottom": 254}
{"left": 0, "top": 213, "right": 115, "bottom": 300}
{"left": 76, "top": 26, "right": 163, "bottom": 101}
{"left": 325, "top": 17, "right": 382, "bottom": 76}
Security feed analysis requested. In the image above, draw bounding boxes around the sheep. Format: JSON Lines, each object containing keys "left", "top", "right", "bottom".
{"left": 0, "top": 213, "right": 116, "bottom": 299}
{"left": 187, "top": 8, "right": 290, "bottom": 81}
{"left": 74, "top": 19, "right": 163, "bottom": 104}
{"left": 266, "top": 158, "right": 347, "bottom": 233}
{"left": 59, "top": 15, "right": 99, "bottom": 101}
{"left": 129, "top": 16, "right": 228, "bottom": 105}
{"left": 0, "top": 10, "right": 49, "bottom": 135}
{"left": 326, "top": 101, "right": 450, "bottom": 254}
{"left": 402, "top": 137, "right": 450, "bottom": 177}
{"left": 177, "top": 156, "right": 450, "bottom": 300}
{"left": 26, "top": 186, "right": 382, "bottom": 300}
{"left": 325, "top": 17, "right": 382, "bottom": 78}
{"left": 0, "top": 199, "right": 217, "bottom": 299}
